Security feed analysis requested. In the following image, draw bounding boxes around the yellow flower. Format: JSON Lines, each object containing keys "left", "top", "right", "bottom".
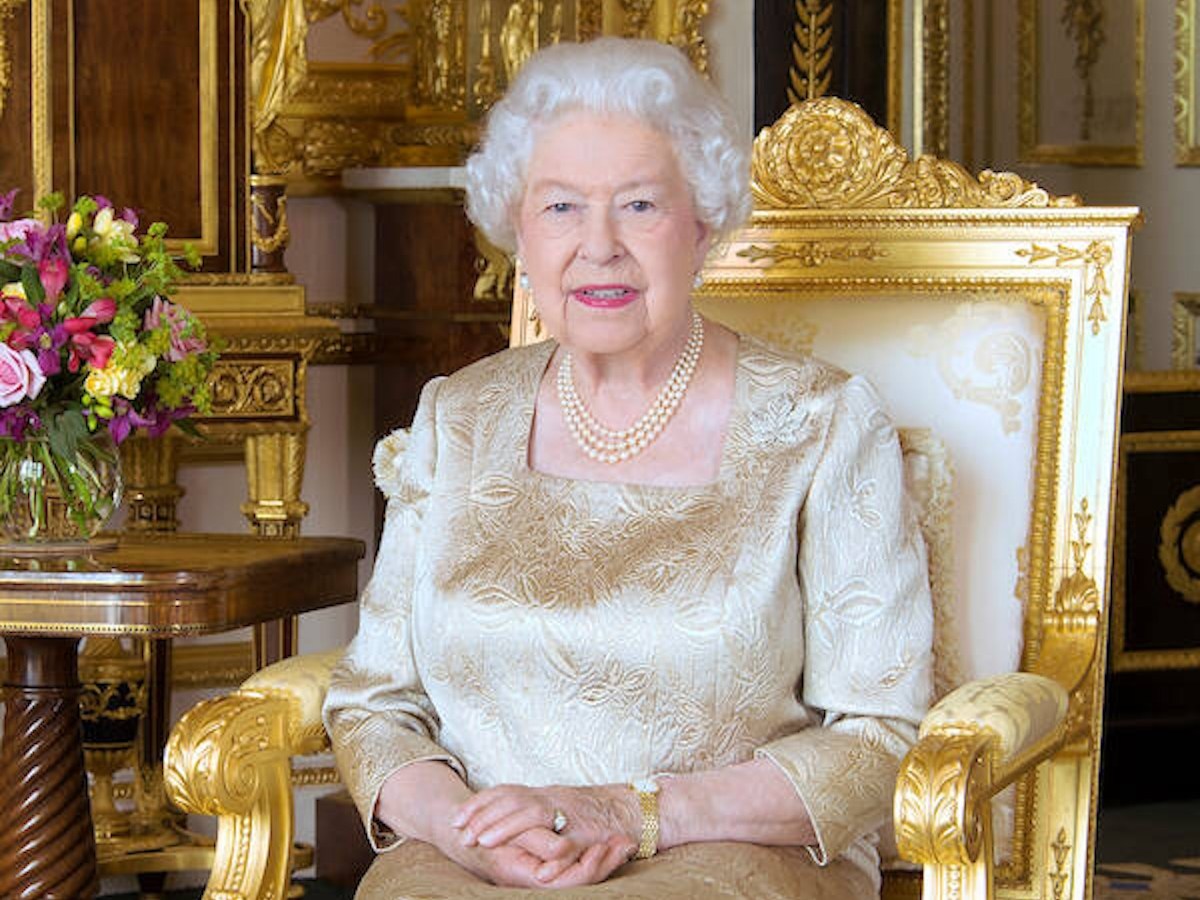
{"left": 0, "top": 282, "right": 26, "bottom": 300}
{"left": 92, "top": 206, "right": 113, "bottom": 237}
{"left": 66, "top": 211, "right": 83, "bottom": 240}
{"left": 85, "top": 365, "right": 145, "bottom": 401}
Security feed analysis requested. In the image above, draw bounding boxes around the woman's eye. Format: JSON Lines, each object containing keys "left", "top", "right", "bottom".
{"left": 628, "top": 199, "right": 654, "bottom": 212}
{"left": 546, "top": 201, "right": 575, "bottom": 214}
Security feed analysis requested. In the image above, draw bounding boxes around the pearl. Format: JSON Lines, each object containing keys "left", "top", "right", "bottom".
{"left": 556, "top": 311, "right": 704, "bottom": 465}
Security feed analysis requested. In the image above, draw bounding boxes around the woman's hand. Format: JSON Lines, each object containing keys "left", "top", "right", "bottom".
{"left": 448, "top": 827, "right": 635, "bottom": 888}
{"left": 452, "top": 783, "right": 640, "bottom": 852}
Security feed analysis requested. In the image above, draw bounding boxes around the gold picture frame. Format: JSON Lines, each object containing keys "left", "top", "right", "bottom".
{"left": 1112, "top": 415, "right": 1200, "bottom": 672}
{"left": 1176, "top": 0, "right": 1200, "bottom": 164}
{"left": 1019, "top": 0, "right": 1144, "bottom": 166}
{"left": 1172, "top": 292, "right": 1200, "bottom": 369}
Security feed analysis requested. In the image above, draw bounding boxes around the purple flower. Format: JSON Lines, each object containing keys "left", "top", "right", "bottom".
{"left": 0, "top": 218, "right": 37, "bottom": 246}
{"left": 10, "top": 222, "right": 67, "bottom": 265}
{"left": 0, "top": 405, "right": 42, "bottom": 440}
{"left": 0, "top": 189, "right": 17, "bottom": 222}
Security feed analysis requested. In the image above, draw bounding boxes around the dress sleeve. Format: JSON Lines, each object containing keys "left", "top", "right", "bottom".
{"left": 755, "top": 375, "right": 934, "bottom": 864}
{"left": 322, "top": 376, "right": 465, "bottom": 852}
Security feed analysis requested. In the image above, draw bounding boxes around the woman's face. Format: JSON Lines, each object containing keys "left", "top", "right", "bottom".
{"left": 515, "top": 111, "right": 711, "bottom": 359}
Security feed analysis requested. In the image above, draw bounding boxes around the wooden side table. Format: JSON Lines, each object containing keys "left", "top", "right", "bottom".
{"left": 0, "top": 533, "right": 364, "bottom": 900}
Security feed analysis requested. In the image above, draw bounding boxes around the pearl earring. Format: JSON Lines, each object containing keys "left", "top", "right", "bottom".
{"left": 519, "top": 270, "right": 531, "bottom": 291}
{"left": 693, "top": 271, "right": 704, "bottom": 289}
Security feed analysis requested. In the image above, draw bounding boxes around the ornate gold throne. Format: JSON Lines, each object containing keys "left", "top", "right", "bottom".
{"left": 164, "top": 98, "right": 1137, "bottom": 900}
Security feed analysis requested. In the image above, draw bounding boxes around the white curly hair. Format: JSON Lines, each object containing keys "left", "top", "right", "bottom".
{"left": 464, "top": 37, "right": 751, "bottom": 253}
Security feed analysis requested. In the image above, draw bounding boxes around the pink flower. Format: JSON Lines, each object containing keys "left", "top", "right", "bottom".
{"left": 37, "top": 257, "right": 69, "bottom": 302}
{"left": 66, "top": 332, "right": 115, "bottom": 372}
{"left": 0, "top": 218, "right": 36, "bottom": 244}
{"left": 145, "top": 296, "right": 206, "bottom": 361}
{"left": 63, "top": 297, "right": 117, "bottom": 334}
{"left": 0, "top": 343, "right": 46, "bottom": 407}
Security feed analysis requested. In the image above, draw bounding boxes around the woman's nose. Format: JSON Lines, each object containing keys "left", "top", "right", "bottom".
{"left": 578, "top": 208, "right": 623, "bottom": 263}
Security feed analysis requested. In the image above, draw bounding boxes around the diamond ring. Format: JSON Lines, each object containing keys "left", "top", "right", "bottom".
{"left": 552, "top": 809, "right": 568, "bottom": 833}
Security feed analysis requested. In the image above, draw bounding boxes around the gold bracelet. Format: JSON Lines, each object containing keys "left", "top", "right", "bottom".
{"left": 630, "top": 777, "right": 660, "bottom": 859}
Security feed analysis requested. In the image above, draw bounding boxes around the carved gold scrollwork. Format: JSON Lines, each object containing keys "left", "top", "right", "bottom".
{"left": 412, "top": 0, "right": 465, "bottom": 108}
{"left": 501, "top": 0, "right": 540, "bottom": 83}
{"left": 242, "top": 0, "right": 309, "bottom": 138}
{"left": 894, "top": 730, "right": 995, "bottom": 866}
{"left": 735, "top": 240, "right": 886, "bottom": 268}
{"left": 473, "top": 229, "right": 515, "bottom": 302}
{"left": 1158, "top": 484, "right": 1200, "bottom": 604}
{"left": 1037, "top": 499, "right": 1101, "bottom": 730}
{"left": 788, "top": 0, "right": 833, "bottom": 103}
{"left": 669, "top": 0, "right": 709, "bottom": 74}
{"left": 0, "top": 0, "right": 25, "bottom": 122}
{"left": 474, "top": 0, "right": 499, "bottom": 106}
{"left": 751, "top": 98, "right": 1080, "bottom": 210}
{"left": 165, "top": 691, "right": 294, "bottom": 900}
{"left": 306, "top": 0, "right": 389, "bottom": 38}
{"left": 209, "top": 360, "right": 296, "bottom": 419}
{"left": 578, "top": 0, "right": 602, "bottom": 39}
{"left": 621, "top": 0, "right": 655, "bottom": 36}
{"left": 1016, "top": 240, "right": 1112, "bottom": 335}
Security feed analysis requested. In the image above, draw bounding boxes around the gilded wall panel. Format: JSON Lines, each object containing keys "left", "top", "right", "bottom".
{"left": 1175, "top": 0, "right": 1200, "bottom": 164}
{"left": 1018, "top": 0, "right": 1144, "bottom": 166}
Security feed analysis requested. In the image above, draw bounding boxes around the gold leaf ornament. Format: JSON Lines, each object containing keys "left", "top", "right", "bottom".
{"left": 752, "top": 98, "right": 1080, "bottom": 210}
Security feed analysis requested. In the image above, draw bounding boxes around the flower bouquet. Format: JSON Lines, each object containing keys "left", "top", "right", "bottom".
{"left": 0, "top": 191, "right": 218, "bottom": 544}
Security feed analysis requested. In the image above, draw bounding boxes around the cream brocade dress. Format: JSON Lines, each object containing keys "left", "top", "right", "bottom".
{"left": 323, "top": 337, "right": 934, "bottom": 899}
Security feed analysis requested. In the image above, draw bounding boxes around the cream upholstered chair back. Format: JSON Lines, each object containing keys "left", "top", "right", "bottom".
{"left": 511, "top": 98, "right": 1137, "bottom": 900}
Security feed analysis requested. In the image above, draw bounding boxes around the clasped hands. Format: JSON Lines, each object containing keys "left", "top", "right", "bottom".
{"left": 447, "top": 783, "right": 642, "bottom": 888}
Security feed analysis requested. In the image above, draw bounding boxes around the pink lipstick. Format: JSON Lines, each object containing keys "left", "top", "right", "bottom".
{"left": 571, "top": 285, "right": 639, "bottom": 309}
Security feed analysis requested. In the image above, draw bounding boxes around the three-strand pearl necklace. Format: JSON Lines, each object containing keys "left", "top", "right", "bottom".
{"left": 556, "top": 311, "right": 705, "bottom": 464}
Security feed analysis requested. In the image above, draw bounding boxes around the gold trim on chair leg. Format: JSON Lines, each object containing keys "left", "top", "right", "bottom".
{"left": 164, "top": 691, "right": 295, "bottom": 900}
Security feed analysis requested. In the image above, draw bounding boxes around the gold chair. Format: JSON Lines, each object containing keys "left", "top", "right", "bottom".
{"left": 164, "top": 98, "right": 1137, "bottom": 900}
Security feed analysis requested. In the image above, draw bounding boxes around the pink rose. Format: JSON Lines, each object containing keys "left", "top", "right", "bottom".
{"left": 0, "top": 343, "right": 46, "bottom": 407}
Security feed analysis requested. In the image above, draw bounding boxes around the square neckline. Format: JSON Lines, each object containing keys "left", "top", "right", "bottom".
{"left": 516, "top": 334, "right": 747, "bottom": 492}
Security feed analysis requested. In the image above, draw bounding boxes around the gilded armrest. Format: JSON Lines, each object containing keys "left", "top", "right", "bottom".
{"left": 893, "top": 672, "right": 1068, "bottom": 899}
{"left": 164, "top": 649, "right": 343, "bottom": 900}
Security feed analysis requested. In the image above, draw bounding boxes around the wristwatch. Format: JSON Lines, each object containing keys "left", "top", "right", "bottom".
{"left": 630, "top": 776, "right": 660, "bottom": 859}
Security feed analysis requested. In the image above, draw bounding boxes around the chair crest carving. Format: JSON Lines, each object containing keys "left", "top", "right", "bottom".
{"left": 751, "top": 98, "right": 1080, "bottom": 210}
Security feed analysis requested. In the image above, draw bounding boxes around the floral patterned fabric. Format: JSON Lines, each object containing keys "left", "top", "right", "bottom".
{"left": 323, "top": 336, "right": 934, "bottom": 897}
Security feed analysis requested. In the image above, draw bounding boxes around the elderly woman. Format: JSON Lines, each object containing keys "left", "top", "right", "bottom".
{"left": 324, "top": 37, "right": 933, "bottom": 899}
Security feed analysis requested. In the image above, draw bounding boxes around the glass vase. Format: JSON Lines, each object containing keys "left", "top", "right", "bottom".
{"left": 0, "top": 431, "right": 123, "bottom": 550}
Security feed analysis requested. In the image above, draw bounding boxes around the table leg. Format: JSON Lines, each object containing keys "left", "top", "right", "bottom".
{"left": 0, "top": 635, "right": 99, "bottom": 899}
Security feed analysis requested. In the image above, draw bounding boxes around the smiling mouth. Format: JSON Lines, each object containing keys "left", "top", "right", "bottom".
{"left": 572, "top": 286, "right": 639, "bottom": 308}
